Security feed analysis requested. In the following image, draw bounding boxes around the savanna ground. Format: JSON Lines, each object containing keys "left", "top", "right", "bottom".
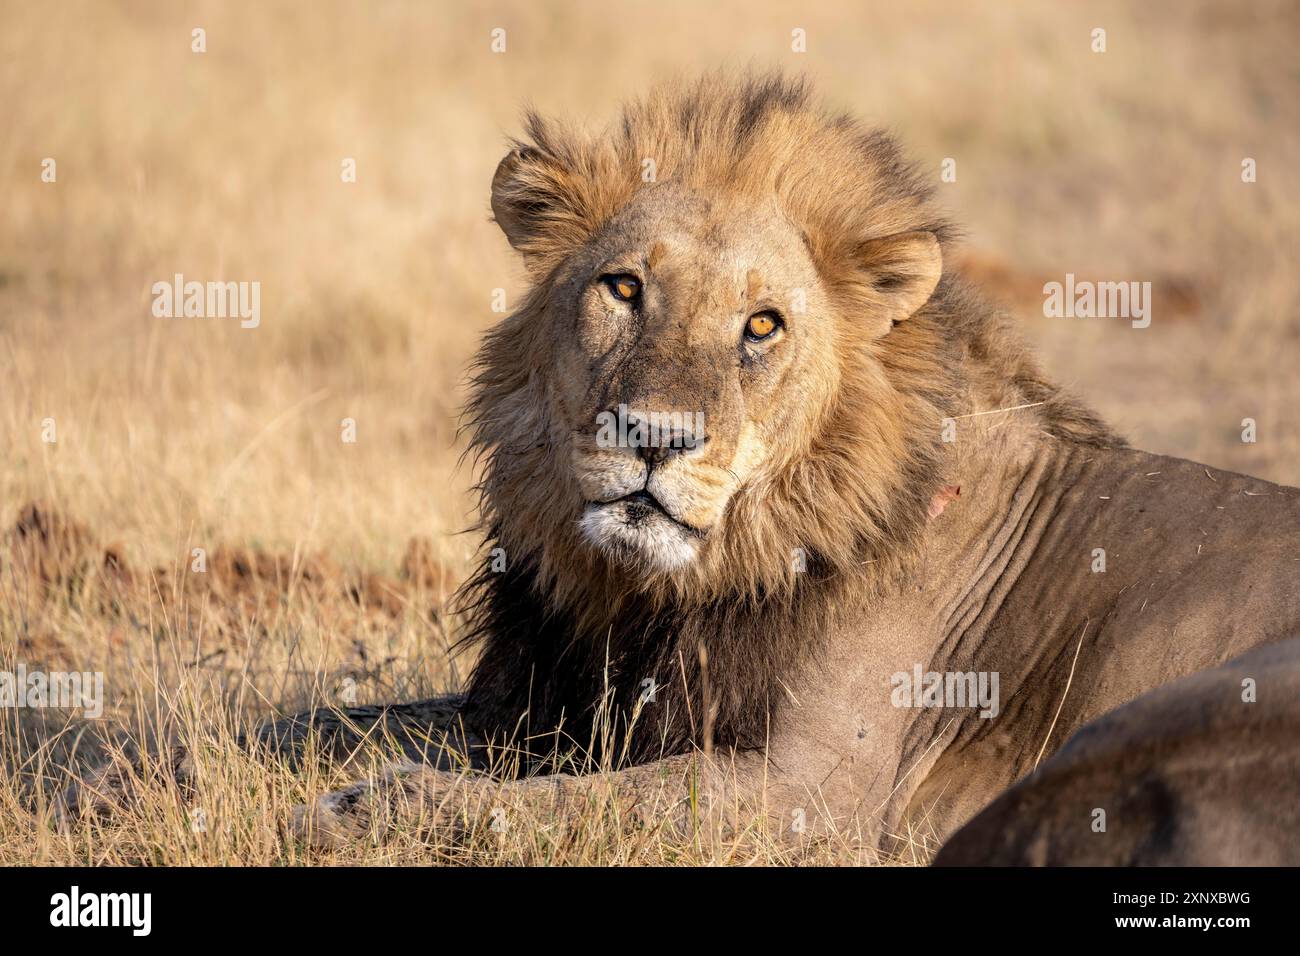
{"left": 2, "top": 0, "right": 1298, "bottom": 866}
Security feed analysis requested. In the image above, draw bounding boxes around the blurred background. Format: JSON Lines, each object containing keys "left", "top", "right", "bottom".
{"left": 3, "top": 0, "right": 1299, "bottom": 573}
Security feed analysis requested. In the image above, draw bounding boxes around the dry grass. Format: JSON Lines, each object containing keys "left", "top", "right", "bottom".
{"left": 1, "top": 0, "right": 1297, "bottom": 865}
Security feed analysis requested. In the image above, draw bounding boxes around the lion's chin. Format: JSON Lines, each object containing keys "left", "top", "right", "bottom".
{"left": 579, "top": 501, "right": 701, "bottom": 573}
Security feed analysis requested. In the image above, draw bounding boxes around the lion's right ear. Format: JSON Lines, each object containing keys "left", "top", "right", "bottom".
{"left": 490, "top": 146, "right": 544, "bottom": 251}
{"left": 490, "top": 141, "right": 595, "bottom": 271}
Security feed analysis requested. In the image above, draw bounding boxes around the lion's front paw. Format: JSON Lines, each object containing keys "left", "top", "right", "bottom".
{"left": 290, "top": 761, "right": 469, "bottom": 849}
{"left": 291, "top": 777, "right": 382, "bottom": 849}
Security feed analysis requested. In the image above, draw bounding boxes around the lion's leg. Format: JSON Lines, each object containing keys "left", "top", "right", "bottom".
{"left": 250, "top": 694, "right": 484, "bottom": 770}
{"left": 290, "top": 750, "right": 771, "bottom": 848}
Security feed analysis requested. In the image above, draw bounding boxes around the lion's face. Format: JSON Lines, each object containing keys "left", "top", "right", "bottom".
{"left": 478, "top": 76, "right": 949, "bottom": 601}
{"left": 548, "top": 186, "right": 839, "bottom": 572}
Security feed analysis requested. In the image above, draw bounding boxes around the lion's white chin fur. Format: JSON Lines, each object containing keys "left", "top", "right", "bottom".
{"left": 579, "top": 502, "right": 701, "bottom": 572}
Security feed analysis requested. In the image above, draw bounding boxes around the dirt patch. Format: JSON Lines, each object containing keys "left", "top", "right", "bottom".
{"left": 0, "top": 502, "right": 460, "bottom": 648}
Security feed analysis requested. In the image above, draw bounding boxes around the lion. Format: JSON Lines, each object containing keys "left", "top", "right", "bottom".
{"left": 61, "top": 73, "right": 1300, "bottom": 864}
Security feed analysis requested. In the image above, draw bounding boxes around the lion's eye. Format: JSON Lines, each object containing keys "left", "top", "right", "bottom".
{"left": 745, "top": 311, "right": 782, "bottom": 342}
{"left": 605, "top": 275, "right": 642, "bottom": 302}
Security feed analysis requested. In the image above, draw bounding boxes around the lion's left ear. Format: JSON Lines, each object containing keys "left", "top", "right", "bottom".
{"left": 858, "top": 230, "right": 942, "bottom": 326}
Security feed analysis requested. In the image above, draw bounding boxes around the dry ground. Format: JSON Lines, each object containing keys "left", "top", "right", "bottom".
{"left": 2, "top": 0, "right": 1298, "bottom": 865}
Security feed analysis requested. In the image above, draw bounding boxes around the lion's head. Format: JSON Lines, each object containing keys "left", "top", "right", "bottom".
{"left": 467, "top": 74, "right": 968, "bottom": 617}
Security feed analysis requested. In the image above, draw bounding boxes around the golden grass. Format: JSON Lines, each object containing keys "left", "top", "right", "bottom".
{"left": 2, "top": 0, "right": 1297, "bottom": 865}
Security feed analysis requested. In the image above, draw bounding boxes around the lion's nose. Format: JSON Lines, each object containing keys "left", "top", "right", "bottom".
{"left": 625, "top": 415, "right": 707, "bottom": 466}
{"left": 635, "top": 433, "right": 701, "bottom": 466}
{"left": 637, "top": 443, "right": 673, "bottom": 467}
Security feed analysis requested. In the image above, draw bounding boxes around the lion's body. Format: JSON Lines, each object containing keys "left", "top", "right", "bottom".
{"left": 905, "top": 443, "right": 1300, "bottom": 847}
{"left": 755, "top": 432, "right": 1300, "bottom": 851}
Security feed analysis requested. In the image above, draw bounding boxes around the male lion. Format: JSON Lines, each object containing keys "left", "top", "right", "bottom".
{"left": 64, "top": 74, "right": 1300, "bottom": 864}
